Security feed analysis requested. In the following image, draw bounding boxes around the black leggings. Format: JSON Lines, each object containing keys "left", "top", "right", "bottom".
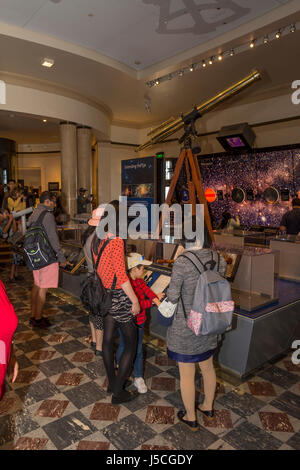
{"left": 102, "top": 314, "right": 137, "bottom": 396}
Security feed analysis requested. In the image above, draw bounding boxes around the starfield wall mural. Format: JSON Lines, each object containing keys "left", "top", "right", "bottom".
{"left": 177, "top": 147, "right": 300, "bottom": 228}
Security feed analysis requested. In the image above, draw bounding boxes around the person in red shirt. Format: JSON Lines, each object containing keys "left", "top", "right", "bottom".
{"left": 116, "top": 253, "right": 165, "bottom": 394}
{"left": 92, "top": 201, "right": 141, "bottom": 405}
{"left": 0, "top": 280, "right": 19, "bottom": 401}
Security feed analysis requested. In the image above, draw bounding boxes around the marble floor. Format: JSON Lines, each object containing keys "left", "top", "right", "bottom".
{"left": 0, "top": 266, "right": 299, "bottom": 451}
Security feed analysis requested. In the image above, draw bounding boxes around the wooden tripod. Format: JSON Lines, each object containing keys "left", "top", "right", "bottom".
{"left": 150, "top": 147, "right": 214, "bottom": 260}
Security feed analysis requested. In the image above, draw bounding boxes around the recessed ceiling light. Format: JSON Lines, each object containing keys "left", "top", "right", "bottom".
{"left": 41, "top": 58, "right": 54, "bottom": 68}
{"left": 42, "top": 119, "right": 47, "bottom": 123}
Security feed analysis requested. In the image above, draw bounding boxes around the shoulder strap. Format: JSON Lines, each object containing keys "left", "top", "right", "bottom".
{"left": 33, "top": 210, "right": 49, "bottom": 228}
{"left": 180, "top": 253, "right": 203, "bottom": 275}
{"left": 93, "top": 235, "right": 115, "bottom": 273}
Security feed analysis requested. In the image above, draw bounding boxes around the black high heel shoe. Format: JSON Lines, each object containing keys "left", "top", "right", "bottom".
{"left": 197, "top": 405, "right": 214, "bottom": 419}
{"left": 177, "top": 410, "right": 199, "bottom": 432}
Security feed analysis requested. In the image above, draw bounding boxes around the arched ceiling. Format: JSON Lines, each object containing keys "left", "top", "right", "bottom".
{"left": 0, "top": 0, "right": 299, "bottom": 142}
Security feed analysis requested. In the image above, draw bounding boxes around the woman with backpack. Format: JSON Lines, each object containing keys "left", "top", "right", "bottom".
{"left": 166, "top": 222, "right": 227, "bottom": 431}
{"left": 82, "top": 208, "right": 104, "bottom": 356}
{"left": 92, "top": 200, "right": 140, "bottom": 405}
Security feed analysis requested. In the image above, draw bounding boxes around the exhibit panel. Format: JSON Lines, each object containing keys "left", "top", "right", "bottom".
{"left": 270, "top": 238, "right": 300, "bottom": 281}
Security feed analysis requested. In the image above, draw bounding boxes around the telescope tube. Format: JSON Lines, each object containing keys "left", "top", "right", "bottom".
{"left": 138, "top": 69, "right": 261, "bottom": 151}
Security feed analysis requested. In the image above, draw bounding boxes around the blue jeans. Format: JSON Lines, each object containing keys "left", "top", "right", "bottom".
{"left": 116, "top": 325, "right": 144, "bottom": 378}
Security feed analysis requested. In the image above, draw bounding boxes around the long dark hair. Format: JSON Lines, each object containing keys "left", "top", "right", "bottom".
{"left": 81, "top": 225, "right": 96, "bottom": 246}
{"left": 182, "top": 215, "right": 212, "bottom": 249}
{"left": 92, "top": 200, "right": 121, "bottom": 255}
{"left": 219, "top": 212, "right": 231, "bottom": 229}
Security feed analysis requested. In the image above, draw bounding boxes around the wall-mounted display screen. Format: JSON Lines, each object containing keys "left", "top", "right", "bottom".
{"left": 226, "top": 137, "right": 246, "bottom": 148}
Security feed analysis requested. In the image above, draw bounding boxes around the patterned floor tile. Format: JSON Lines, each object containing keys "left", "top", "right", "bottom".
{"left": 258, "top": 411, "right": 294, "bottom": 433}
{"left": 155, "top": 355, "right": 176, "bottom": 367}
{"left": 38, "top": 357, "right": 75, "bottom": 377}
{"left": 13, "top": 369, "right": 41, "bottom": 385}
{"left": 247, "top": 380, "right": 277, "bottom": 397}
{"left": 14, "top": 354, "right": 34, "bottom": 370}
{"left": 270, "top": 392, "right": 300, "bottom": 420}
{"left": 206, "top": 438, "right": 237, "bottom": 450}
{"left": 258, "top": 366, "right": 299, "bottom": 390}
{"left": 35, "top": 400, "right": 70, "bottom": 419}
{"left": 145, "top": 405, "right": 175, "bottom": 425}
{"left": 16, "top": 338, "right": 49, "bottom": 354}
{"left": 102, "top": 414, "right": 156, "bottom": 450}
{"left": 144, "top": 362, "right": 164, "bottom": 379}
{"left": 63, "top": 381, "right": 106, "bottom": 409}
{"left": 42, "top": 411, "right": 97, "bottom": 450}
{"left": 77, "top": 440, "right": 110, "bottom": 450}
{"left": 0, "top": 411, "right": 40, "bottom": 446}
{"left": 123, "top": 390, "right": 161, "bottom": 413}
{"left": 0, "top": 395, "right": 22, "bottom": 416}
{"left": 78, "top": 361, "right": 107, "bottom": 380}
{"left": 46, "top": 333, "right": 70, "bottom": 344}
{"left": 223, "top": 421, "right": 283, "bottom": 450}
{"left": 70, "top": 351, "right": 94, "bottom": 363}
{"left": 161, "top": 422, "right": 218, "bottom": 450}
{"left": 53, "top": 339, "right": 88, "bottom": 356}
{"left": 151, "top": 377, "right": 176, "bottom": 392}
{"left": 55, "top": 372, "right": 85, "bottom": 387}
{"left": 29, "top": 350, "right": 57, "bottom": 362}
{"left": 14, "top": 437, "right": 49, "bottom": 450}
{"left": 90, "top": 403, "right": 121, "bottom": 422}
{"left": 15, "top": 379, "right": 61, "bottom": 406}
{"left": 217, "top": 391, "right": 265, "bottom": 418}
{"left": 286, "top": 431, "right": 300, "bottom": 450}
{"left": 200, "top": 409, "right": 234, "bottom": 430}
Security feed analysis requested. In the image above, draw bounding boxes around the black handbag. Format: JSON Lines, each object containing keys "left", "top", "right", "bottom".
{"left": 80, "top": 236, "right": 117, "bottom": 317}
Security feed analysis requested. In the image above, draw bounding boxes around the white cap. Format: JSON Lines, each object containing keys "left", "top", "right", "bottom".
{"left": 127, "top": 253, "right": 152, "bottom": 270}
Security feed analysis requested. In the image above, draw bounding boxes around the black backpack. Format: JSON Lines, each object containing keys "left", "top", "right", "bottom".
{"left": 80, "top": 236, "right": 117, "bottom": 317}
{"left": 23, "top": 211, "right": 57, "bottom": 271}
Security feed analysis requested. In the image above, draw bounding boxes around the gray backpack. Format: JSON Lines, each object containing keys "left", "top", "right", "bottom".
{"left": 180, "top": 251, "right": 234, "bottom": 336}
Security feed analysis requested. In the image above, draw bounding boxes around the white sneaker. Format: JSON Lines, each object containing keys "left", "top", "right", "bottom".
{"left": 134, "top": 377, "right": 147, "bottom": 394}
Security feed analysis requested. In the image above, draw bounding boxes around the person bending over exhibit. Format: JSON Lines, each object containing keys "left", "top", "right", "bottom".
{"left": 82, "top": 208, "right": 105, "bottom": 356}
{"left": 219, "top": 211, "right": 240, "bottom": 231}
{"left": 280, "top": 197, "right": 300, "bottom": 236}
{"left": 28, "top": 191, "right": 67, "bottom": 329}
{"left": 92, "top": 200, "right": 140, "bottom": 405}
{"left": 166, "top": 222, "right": 227, "bottom": 431}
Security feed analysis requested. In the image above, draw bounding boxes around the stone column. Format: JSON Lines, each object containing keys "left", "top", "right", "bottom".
{"left": 60, "top": 122, "right": 77, "bottom": 217}
{"left": 77, "top": 126, "right": 92, "bottom": 194}
{"left": 97, "top": 143, "right": 111, "bottom": 204}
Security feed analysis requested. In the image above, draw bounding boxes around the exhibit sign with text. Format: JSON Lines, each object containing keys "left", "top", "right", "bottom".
{"left": 122, "top": 156, "right": 155, "bottom": 229}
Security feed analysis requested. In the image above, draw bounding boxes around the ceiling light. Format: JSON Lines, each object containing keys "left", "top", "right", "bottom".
{"left": 230, "top": 49, "right": 235, "bottom": 56}
{"left": 218, "top": 54, "right": 223, "bottom": 61}
{"left": 41, "top": 58, "right": 54, "bottom": 68}
{"left": 189, "top": 64, "right": 194, "bottom": 72}
{"left": 179, "top": 70, "right": 184, "bottom": 77}
{"left": 202, "top": 60, "right": 207, "bottom": 67}
{"left": 290, "top": 24, "right": 296, "bottom": 33}
{"left": 250, "top": 40, "right": 255, "bottom": 48}
{"left": 263, "top": 35, "right": 269, "bottom": 44}
{"left": 42, "top": 119, "right": 47, "bottom": 123}
{"left": 275, "top": 30, "right": 281, "bottom": 39}
{"left": 155, "top": 79, "right": 159, "bottom": 86}
{"left": 209, "top": 57, "right": 213, "bottom": 65}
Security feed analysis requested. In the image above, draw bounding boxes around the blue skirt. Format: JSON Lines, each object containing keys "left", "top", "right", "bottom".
{"left": 167, "top": 348, "right": 216, "bottom": 363}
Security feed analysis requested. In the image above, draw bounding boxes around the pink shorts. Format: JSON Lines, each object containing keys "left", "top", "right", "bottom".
{"left": 33, "top": 263, "right": 59, "bottom": 289}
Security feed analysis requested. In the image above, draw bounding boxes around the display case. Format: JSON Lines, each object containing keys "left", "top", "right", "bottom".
{"left": 269, "top": 235, "right": 300, "bottom": 281}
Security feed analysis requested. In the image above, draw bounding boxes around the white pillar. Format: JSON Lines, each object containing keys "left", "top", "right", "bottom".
{"left": 60, "top": 122, "right": 77, "bottom": 217}
{"left": 77, "top": 126, "right": 92, "bottom": 194}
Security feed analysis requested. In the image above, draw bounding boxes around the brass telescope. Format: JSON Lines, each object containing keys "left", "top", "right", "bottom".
{"left": 138, "top": 69, "right": 261, "bottom": 152}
